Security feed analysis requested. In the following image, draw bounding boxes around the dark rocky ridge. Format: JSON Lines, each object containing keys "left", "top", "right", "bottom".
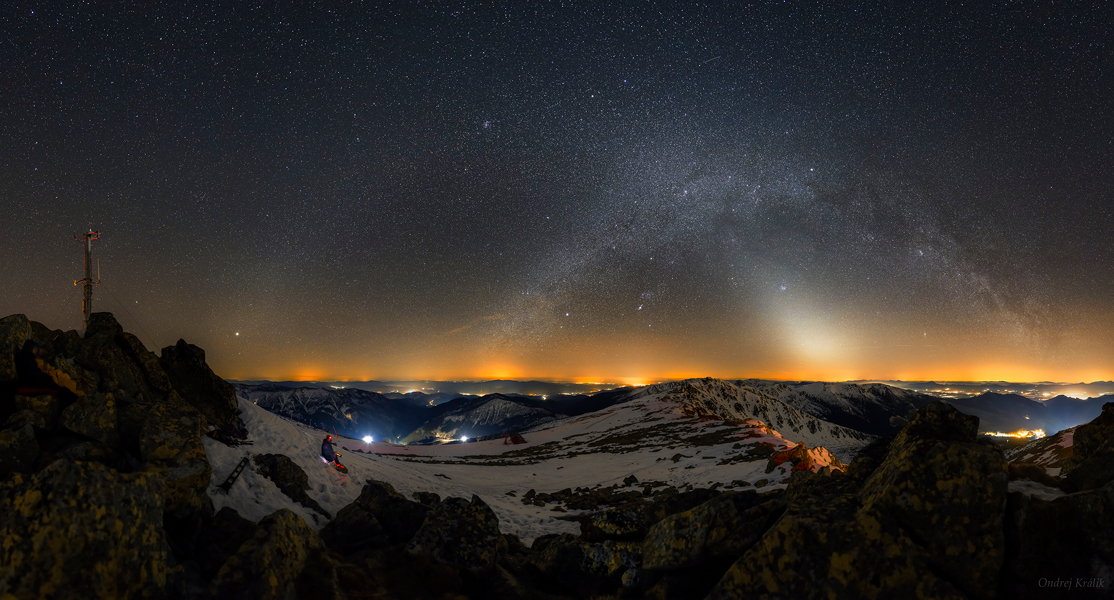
{"left": 3, "top": 312, "right": 1114, "bottom": 598}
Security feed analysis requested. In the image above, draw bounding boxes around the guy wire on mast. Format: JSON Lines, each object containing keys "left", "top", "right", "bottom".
{"left": 74, "top": 227, "right": 101, "bottom": 330}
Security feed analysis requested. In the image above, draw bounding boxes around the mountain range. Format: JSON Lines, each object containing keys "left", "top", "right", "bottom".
{"left": 237, "top": 378, "right": 1113, "bottom": 451}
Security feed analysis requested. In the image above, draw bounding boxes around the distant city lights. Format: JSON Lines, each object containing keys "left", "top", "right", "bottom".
{"left": 986, "top": 429, "right": 1045, "bottom": 439}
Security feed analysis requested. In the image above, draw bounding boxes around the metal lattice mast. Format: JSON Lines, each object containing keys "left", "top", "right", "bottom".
{"left": 74, "top": 228, "right": 101, "bottom": 329}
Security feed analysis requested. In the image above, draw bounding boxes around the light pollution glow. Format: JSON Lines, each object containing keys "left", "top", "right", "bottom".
{"left": 213, "top": 320, "right": 1114, "bottom": 385}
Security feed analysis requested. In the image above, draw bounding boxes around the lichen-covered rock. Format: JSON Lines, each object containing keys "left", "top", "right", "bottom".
{"left": 858, "top": 401, "right": 1008, "bottom": 599}
{"left": 707, "top": 401, "right": 1007, "bottom": 600}
{"left": 56, "top": 440, "right": 124, "bottom": 465}
{"left": 532, "top": 534, "right": 644, "bottom": 596}
{"left": 0, "top": 459, "right": 172, "bottom": 600}
{"left": 707, "top": 472, "right": 965, "bottom": 600}
{"left": 58, "top": 392, "right": 121, "bottom": 449}
{"left": 0, "top": 314, "right": 31, "bottom": 382}
{"left": 209, "top": 508, "right": 323, "bottom": 600}
{"left": 642, "top": 490, "right": 784, "bottom": 570}
{"left": 117, "top": 392, "right": 209, "bottom": 517}
{"left": 14, "top": 394, "right": 62, "bottom": 428}
{"left": 575, "top": 486, "right": 723, "bottom": 542}
{"left": 159, "top": 338, "right": 240, "bottom": 426}
{"left": 77, "top": 321, "right": 161, "bottom": 405}
{"left": 144, "top": 433, "right": 212, "bottom": 518}
{"left": 0, "top": 422, "right": 40, "bottom": 476}
{"left": 253, "top": 453, "right": 331, "bottom": 518}
{"left": 1064, "top": 403, "right": 1114, "bottom": 492}
{"left": 6, "top": 408, "right": 46, "bottom": 431}
{"left": 1001, "top": 482, "right": 1114, "bottom": 599}
{"left": 406, "top": 494, "right": 505, "bottom": 577}
{"left": 137, "top": 390, "right": 202, "bottom": 462}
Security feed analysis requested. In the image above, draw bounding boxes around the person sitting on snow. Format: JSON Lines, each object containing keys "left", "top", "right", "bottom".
{"left": 321, "top": 435, "right": 338, "bottom": 463}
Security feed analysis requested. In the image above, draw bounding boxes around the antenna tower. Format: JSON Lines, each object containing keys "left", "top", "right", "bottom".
{"left": 73, "top": 228, "right": 101, "bottom": 330}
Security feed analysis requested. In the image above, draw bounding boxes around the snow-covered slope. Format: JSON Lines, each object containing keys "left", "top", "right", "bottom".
{"left": 742, "top": 380, "right": 936, "bottom": 436}
{"left": 206, "top": 379, "right": 860, "bottom": 545}
{"left": 1004, "top": 427, "right": 1076, "bottom": 475}
{"left": 656, "top": 378, "right": 876, "bottom": 461}
{"left": 401, "top": 394, "right": 560, "bottom": 443}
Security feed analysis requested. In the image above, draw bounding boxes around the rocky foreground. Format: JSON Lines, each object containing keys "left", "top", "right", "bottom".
{"left": 2, "top": 312, "right": 1114, "bottom": 599}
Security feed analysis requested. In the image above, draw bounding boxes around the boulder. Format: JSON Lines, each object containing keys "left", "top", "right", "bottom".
{"left": 194, "top": 507, "right": 261, "bottom": 578}
{"left": 253, "top": 453, "right": 331, "bottom": 518}
{"left": 14, "top": 393, "right": 63, "bottom": 428}
{"left": 52, "top": 329, "right": 83, "bottom": 359}
{"left": 0, "top": 459, "right": 172, "bottom": 599}
{"left": 209, "top": 508, "right": 324, "bottom": 600}
{"left": 1001, "top": 482, "right": 1114, "bottom": 598}
{"left": 1064, "top": 403, "right": 1114, "bottom": 492}
{"left": 708, "top": 471, "right": 965, "bottom": 600}
{"left": 858, "top": 401, "right": 1008, "bottom": 599}
{"left": 707, "top": 401, "right": 1007, "bottom": 600}
{"left": 0, "top": 314, "right": 31, "bottom": 382}
{"left": 6, "top": 408, "right": 46, "bottom": 431}
{"left": 321, "top": 499, "right": 389, "bottom": 554}
{"left": 412, "top": 490, "right": 441, "bottom": 507}
{"left": 76, "top": 323, "right": 160, "bottom": 405}
{"left": 56, "top": 440, "right": 124, "bottom": 466}
{"left": 136, "top": 391, "right": 202, "bottom": 462}
{"left": 0, "top": 422, "right": 40, "bottom": 477}
{"left": 406, "top": 494, "right": 505, "bottom": 578}
{"left": 114, "top": 332, "right": 172, "bottom": 393}
{"left": 159, "top": 339, "right": 239, "bottom": 426}
{"left": 84, "top": 312, "right": 123, "bottom": 338}
{"left": 642, "top": 490, "right": 785, "bottom": 570}
{"left": 28, "top": 320, "right": 57, "bottom": 346}
{"left": 144, "top": 433, "right": 211, "bottom": 518}
{"left": 532, "top": 534, "right": 644, "bottom": 596}
{"left": 333, "top": 479, "right": 430, "bottom": 546}
{"left": 575, "top": 487, "right": 723, "bottom": 542}
{"left": 58, "top": 392, "right": 121, "bottom": 449}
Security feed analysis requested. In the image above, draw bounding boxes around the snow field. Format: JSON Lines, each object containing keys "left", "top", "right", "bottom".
{"left": 204, "top": 393, "right": 812, "bottom": 545}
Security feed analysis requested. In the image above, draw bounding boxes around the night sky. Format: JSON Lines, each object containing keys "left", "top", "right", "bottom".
{"left": 2, "top": 2, "right": 1111, "bottom": 383}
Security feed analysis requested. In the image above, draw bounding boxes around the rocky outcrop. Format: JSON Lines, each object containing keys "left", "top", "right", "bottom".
{"left": 1063, "top": 402, "right": 1114, "bottom": 492}
{"left": 253, "top": 453, "right": 331, "bottom": 518}
{"left": 208, "top": 508, "right": 325, "bottom": 600}
{"left": 642, "top": 489, "right": 785, "bottom": 570}
{"left": 321, "top": 479, "right": 429, "bottom": 553}
{"left": 0, "top": 314, "right": 31, "bottom": 383}
{"left": 406, "top": 494, "right": 505, "bottom": 577}
{"left": 59, "top": 391, "right": 121, "bottom": 449}
{"left": 707, "top": 401, "right": 1009, "bottom": 600}
{"left": 160, "top": 339, "right": 240, "bottom": 427}
{"left": 0, "top": 420, "right": 40, "bottom": 475}
{"left": 1002, "top": 480, "right": 1114, "bottom": 599}
{"left": 0, "top": 460, "right": 173, "bottom": 599}
{"left": 532, "top": 534, "right": 645, "bottom": 596}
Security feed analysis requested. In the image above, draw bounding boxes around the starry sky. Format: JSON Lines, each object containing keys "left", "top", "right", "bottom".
{"left": 2, "top": 1, "right": 1111, "bottom": 383}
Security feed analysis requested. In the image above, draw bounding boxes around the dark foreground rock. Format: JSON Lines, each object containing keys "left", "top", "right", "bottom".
{"left": 0, "top": 459, "right": 173, "bottom": 599}
{"left": 707, "top": 401, "right": 1008, "bottom": 599}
